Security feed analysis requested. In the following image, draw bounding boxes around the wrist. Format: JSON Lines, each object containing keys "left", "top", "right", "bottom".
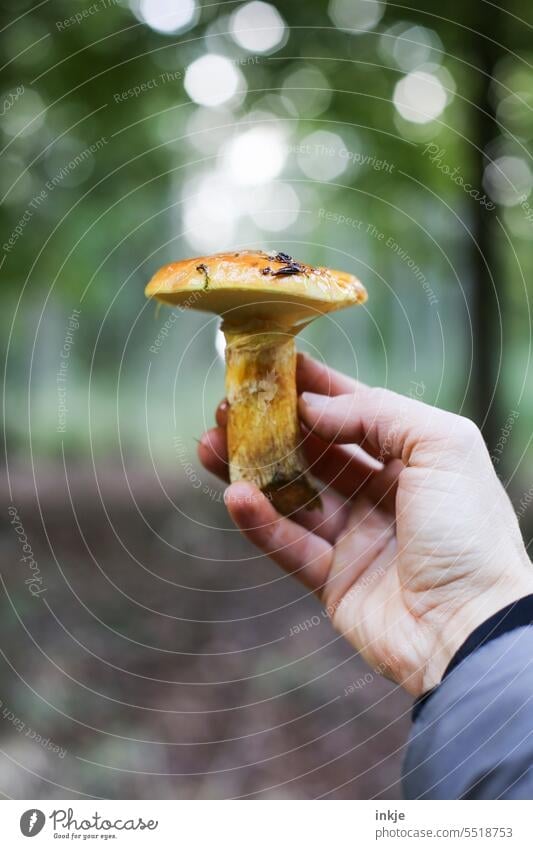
{"left": 421, "top": 573, "right": 533, "bottom": 694}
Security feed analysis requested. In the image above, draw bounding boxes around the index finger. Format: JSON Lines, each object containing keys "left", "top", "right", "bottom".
{"left": 214, "top": 354, "right": 365, "bottom": 428}
{"left": 299, "top": 387, "right": 471, "bottom": 467}
{"left": 296, "top": 352, "right": 365, "bottom": 396}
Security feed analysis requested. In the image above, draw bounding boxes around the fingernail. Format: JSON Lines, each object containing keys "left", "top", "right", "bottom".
{"left": 301, "top": 392, "right": 329, "bottom": 409}
{"left": 224, "top": 485, "right": 242, "bottom": 507}
{"left": 224, "top": 484, "right": 251, "bottom": 507}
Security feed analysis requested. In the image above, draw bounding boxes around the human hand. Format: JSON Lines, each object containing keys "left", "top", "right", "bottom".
{"left": 198, "top": 354, "right": 533, "bottom": 696}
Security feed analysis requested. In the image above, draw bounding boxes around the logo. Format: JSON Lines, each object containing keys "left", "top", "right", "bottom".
{"left": 20, "top": 809, "right": 45, "bottom": 837}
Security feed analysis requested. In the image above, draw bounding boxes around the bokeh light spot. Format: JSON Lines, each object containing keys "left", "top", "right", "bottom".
{"left": 393, "top": 70, "right": 447, "bottom": 124}
{"left": 135, "top": 0, "right": 197, "bottom": 34}
{"left": 297, "top": 130, "right": 350, "bottom": 181}
{"left": 224, "top": 126, "right": 286, "bottom": 185}
{"left": 329, "top": 0, "right": 385, "bottom": 33}
{"left": 184, "top": 55, "right": 243, "bottom": 107}
{"left": 380, "top": 23, "right": 443, "bottom": 71}
{"left": 483, "top": 156, "right": 533, "bottom": 207}
{"left": 230, "top": 1, "right": 286, "bottom": 53}
{"left": 249, "top": 182, "right": 300, "bottom": 230}
{"left": 282, "top": 65, "right": 332, "bottom": 118}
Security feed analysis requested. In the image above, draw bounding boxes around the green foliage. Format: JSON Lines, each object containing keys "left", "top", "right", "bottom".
{"left": 1, "top": 0, "right": 532, "bottom": 484}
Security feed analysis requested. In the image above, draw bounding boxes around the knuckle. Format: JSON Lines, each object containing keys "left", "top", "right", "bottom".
{"left": 453, "top": 415, "right": 482, "bottom": 446}
{"left": 366, "top": 385, "right": 389, "bottom": 411}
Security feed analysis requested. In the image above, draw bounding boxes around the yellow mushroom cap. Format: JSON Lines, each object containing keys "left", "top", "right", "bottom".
{"left": 145, "top": 250, "right": 367, "bottom": 328}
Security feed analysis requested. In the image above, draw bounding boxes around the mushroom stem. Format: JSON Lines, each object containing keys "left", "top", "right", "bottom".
{"left": 223, "top": 323, "right": 320, "bottom": 515}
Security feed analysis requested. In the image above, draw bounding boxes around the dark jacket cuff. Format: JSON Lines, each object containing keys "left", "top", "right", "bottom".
{"left": 412, "top": 593, "right": 533, "bottom": 722}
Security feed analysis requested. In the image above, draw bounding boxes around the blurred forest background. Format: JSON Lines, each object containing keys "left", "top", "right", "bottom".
{"left": 1, "top": 0, "right": 532, "bottom": 798}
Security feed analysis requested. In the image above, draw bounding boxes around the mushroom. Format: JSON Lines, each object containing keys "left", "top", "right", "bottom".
{"left": 145, "top": 250, "right": 367, "bottom": 515}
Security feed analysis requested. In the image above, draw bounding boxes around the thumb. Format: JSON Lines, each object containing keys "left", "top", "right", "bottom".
{"left": 298, "top": 387, "right": 473, "bottom": 466}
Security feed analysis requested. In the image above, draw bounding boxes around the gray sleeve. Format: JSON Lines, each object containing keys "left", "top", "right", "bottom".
{"left": 402, "top": 626, "right": 533, "bottom": 799}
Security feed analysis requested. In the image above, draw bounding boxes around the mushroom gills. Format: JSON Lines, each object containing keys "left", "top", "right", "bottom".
{"left": 223, "top": 323, "right": 320, "bottom": 515}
